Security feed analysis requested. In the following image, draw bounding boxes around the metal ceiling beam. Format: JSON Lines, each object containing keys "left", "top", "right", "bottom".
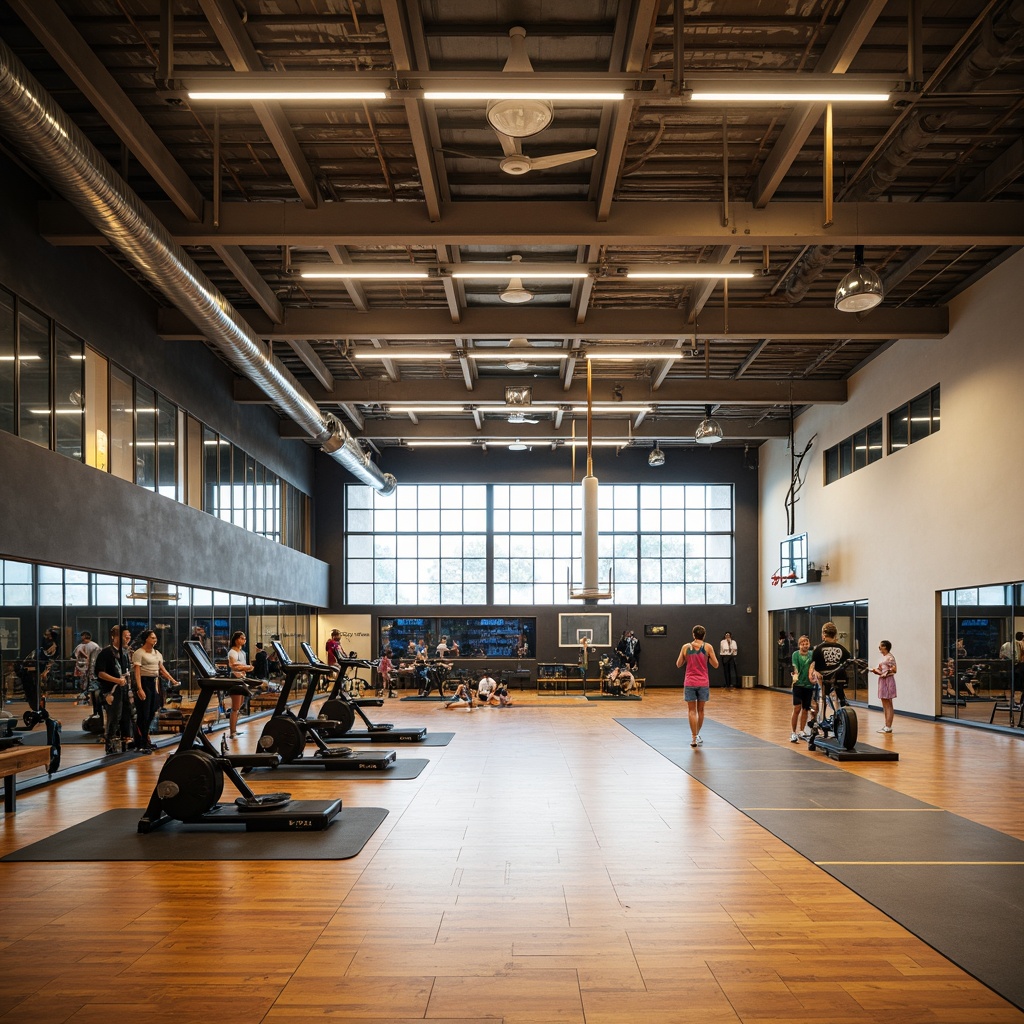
{"left": 752, "top": 0, "right": 889, "bottom": 208}
{"left": 43, "top": 200, "right": 1024, "bottom": 247}
{"left": 381, "top": 0, "right": 446, "bottom": 220}
{"left": 160, "top": 304, "right": 947, "bottom": 341}
{"left": 197, "top": 0, "right": 320, "bottom": 209}
{"left": 212, "top": 244, "right": 283, "bottom": 323}
{"left": 284, "top": 340, "right": 334, "bottom": 390}
{"left": 7, "top": 0, "right": 204, "bottom": 222}
{"left": 279, "top": 418, "right": 791, "bottom": 441}
{"left": 235, "top": 377, "right": 847, "bottom": 406}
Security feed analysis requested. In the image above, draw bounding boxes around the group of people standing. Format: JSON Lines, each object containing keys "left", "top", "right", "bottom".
{"left": 91, "top": 624, "right": 179, "bottom": 755}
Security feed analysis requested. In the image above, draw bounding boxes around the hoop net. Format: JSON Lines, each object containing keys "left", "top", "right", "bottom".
{"left": 770, "top": 569, "right": 797, "bottom": 587}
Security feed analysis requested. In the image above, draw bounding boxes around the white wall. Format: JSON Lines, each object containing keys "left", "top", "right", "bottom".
{"left": 759, "top": 248, "right": 1024, "bottom": 716}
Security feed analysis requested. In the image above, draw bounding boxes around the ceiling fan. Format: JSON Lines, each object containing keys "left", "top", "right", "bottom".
{"left": 484, "top": 27, "right": 598, "bottom": 176}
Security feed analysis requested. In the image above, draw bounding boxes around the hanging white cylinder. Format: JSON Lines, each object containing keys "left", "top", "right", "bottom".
{"left": 581, "top": 473, "right": 599, "bottom": 594}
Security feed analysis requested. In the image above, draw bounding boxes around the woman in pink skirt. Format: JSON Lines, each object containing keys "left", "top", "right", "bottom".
{"left": 870, "top": 640, "right": 897, "bottom": 733}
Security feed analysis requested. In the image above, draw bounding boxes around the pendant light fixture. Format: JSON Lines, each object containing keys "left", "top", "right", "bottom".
{"left": 648, "top": 442, "right": 666, "bottom": 467}
{"left": 835, "top": 245, "right": 884, "bottom": 312}
{"left": 499, "top": 255, "right": 534, "bottom": 304}
{"left": 695, "top": 405, "right": 724, "bottom": 445}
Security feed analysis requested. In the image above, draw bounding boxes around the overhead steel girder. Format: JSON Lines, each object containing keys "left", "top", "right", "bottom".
{"left": 235, "top": 378, "right": 847, "bottom": 407}
{"left": 41, "top": 199, "right": 1024, "bottom": 248}
{"left": 160, "top": 305, "right": 947, "bottom": 342}
{"left": 280, "top": 417, "right": 791, "bottom": 442}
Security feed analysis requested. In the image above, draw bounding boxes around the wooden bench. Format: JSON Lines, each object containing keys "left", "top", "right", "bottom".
{"left": 1, "top": 744, "right": 52, "bottom": 812}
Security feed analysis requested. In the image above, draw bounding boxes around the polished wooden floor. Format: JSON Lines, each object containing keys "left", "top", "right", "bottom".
{"left": 2, "top": 689, "right": 1024, "bottom": 1023}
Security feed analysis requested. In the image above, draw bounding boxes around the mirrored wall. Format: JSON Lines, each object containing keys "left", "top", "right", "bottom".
{"left": 0, "top": 557, "right": 312, "bottom": 781}
{"left": 940, "top": 583, "right": 1024, "bottom": 728}
{"left": 770, "top": 601, "right": 870, "bottom": 701}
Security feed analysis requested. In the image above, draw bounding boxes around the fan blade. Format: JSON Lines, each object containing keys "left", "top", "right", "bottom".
{"left": 527, "top": 149, "right": 598, "bottom": 171}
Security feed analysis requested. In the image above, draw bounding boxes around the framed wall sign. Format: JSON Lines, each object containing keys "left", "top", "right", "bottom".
{"left": 644, "top": 624, "right": 667, "bottom": 637}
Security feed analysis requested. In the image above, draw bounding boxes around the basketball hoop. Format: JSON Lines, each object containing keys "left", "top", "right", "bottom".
{"left": 770, "top": 568, "right": 797, "bottom": 587}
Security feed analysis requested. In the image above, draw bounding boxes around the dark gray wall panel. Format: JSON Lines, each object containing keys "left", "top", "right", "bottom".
{"left": 1, "top": 433, "right": 328, "bottom": 606}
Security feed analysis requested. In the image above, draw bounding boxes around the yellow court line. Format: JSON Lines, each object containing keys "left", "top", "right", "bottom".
{"left": 817, "top": 860, "right": 1024, "bottom": 866}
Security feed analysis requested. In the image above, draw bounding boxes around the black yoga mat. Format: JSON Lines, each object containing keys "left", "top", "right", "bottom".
{"left": 343, "top": 731, "right": 453, "bottom": 746}
{"left": 2, "top": 805, "right": 388, "bottom": 862}
{"left": 251, "top": 758, "right": 429, "bottom": 781}
{"left": 616, "top": 716, "right": 1024, "bottom": 1012}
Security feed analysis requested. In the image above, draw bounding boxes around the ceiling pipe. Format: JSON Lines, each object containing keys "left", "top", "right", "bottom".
{"left": 0, "top": 36, "right": 396, "bottom": 495}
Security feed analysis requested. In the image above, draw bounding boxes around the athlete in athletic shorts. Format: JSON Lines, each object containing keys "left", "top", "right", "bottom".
{"left": 676, "top": 624, "right": 719, "bottom": 747}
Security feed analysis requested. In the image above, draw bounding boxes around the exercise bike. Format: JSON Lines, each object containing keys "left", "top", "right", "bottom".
{"left": 806, "top": 659, "right": 867, "bottom": 753}
{"left": 138, "top": 640, "right": 341, "bottom": 833}
{"left": 253, "top": 641, "right": 397, "bottom": 770}
{"left": 300, "top": 642, "right": 428, "bottom": 742}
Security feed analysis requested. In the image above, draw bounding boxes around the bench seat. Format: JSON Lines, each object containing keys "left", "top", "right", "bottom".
{"left": 0, "top": 745, "right": 52, "bottom": 812}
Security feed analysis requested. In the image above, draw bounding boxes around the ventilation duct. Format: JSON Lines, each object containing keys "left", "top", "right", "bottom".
{"left": 0, "top": 38, "right": 395, "bottom": 495}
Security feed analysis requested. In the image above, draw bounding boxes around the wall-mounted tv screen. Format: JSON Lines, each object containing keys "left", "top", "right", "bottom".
{"left": 379, "top": 617, "right": 536, "bottom": 659}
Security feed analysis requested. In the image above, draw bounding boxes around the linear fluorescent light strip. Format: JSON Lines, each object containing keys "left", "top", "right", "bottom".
{"left": 425, "top": 90, "right": 623, "bottom": 101}
{"left": 568, "top": 405, "right": 652, "bottom": 414}
{"left": 626, "top": 268, "right": 755, "bottom": 279}
{"left": 391, "top": 405, "right": 561, "bottom": 415}
{"left": 466, "top": 351, "right": 568, "bottom": 361}
{"left": 352, "top": 350, "right": 453, "bottom": 360}
{"left": 300, "top": 268, "right": 429, "bottom": 280}
{"left": 188, "top": 90, "right": 387, "bottom": 101}
{"left": 585, "top": 349, "right": 683, "bottom": 360}
{"left": 691, "top": 90, "right": 889, "bottom": 102}
{"left": 406, "top": 440, "right": 478, "bottom": 447}
{"left": 452, "top": 268, "right": 590, "bottom": 280}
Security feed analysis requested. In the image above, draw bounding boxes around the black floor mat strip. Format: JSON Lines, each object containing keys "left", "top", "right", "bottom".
{"left": 616, "top": 717, "right": 1024, "bottom": 1012}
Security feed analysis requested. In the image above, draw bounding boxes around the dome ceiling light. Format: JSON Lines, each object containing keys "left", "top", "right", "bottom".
{"left": 835, "top": 245, "right": 884, "bottom": 312}
{"left": 695, "top": 405, "right": 724, "bottom": 445}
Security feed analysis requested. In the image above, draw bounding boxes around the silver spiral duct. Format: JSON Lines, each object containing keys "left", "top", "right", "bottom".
{"left": 0, "top": 36, "right": 396, "bottom": 495}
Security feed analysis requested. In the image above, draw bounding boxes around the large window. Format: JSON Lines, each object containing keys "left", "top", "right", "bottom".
{"left": 346, "top": 485, "right": 488, "bottom": 604}
{"left": 345, "top": 483, "right": 734, "bottom": 606}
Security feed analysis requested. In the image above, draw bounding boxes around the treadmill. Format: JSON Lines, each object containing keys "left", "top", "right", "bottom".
{"left": 138, "top": 640, "right": 342, "bottom": 832}
{"left": 262, "top": 640, "right": 397, "bottom": 771}
{"left": 301, "top": 642, "right": 428, "bottom": 743}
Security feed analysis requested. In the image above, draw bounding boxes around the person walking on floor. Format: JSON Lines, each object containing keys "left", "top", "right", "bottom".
{"left": 131, "top": 629, "right": 179, "bottom": 753}
{"left": 676, "top": 624, "right": 719, "bottom": 747}
{"left": 870, "top": 640, "right": 898, "bottom": 733}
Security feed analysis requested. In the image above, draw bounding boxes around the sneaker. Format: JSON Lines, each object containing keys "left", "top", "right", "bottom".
{"left": 690, "top": 738, "right": 698, "bottom": 747}
{"left": 696, "top": 735, "right": 704, "bottom": 746}
{"left": 878, "top": 726, "right": 893, "bottom": 733}
{"left": 790, "top": 732, "right": 800, "bottom": 742}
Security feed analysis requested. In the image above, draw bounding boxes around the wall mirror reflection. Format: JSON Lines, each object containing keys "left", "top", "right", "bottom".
{"left": 0, "top": 557, "right": 312, "bottom": 787}
{"left": 940, "top": 583, "right": 1024, "bottom": 727}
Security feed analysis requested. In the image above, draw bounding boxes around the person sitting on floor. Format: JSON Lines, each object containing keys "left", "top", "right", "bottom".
{"left": 605, "top": 664, "right": 637, "bottom": 695}
{"left": 444, "top": 681, "right": 474, "bottom": 710}
{"left": 495, "top": 682, "right": 513, "bottom": 706}
{"left": 476, "top": 669, "right": 498, "bottom": 705}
